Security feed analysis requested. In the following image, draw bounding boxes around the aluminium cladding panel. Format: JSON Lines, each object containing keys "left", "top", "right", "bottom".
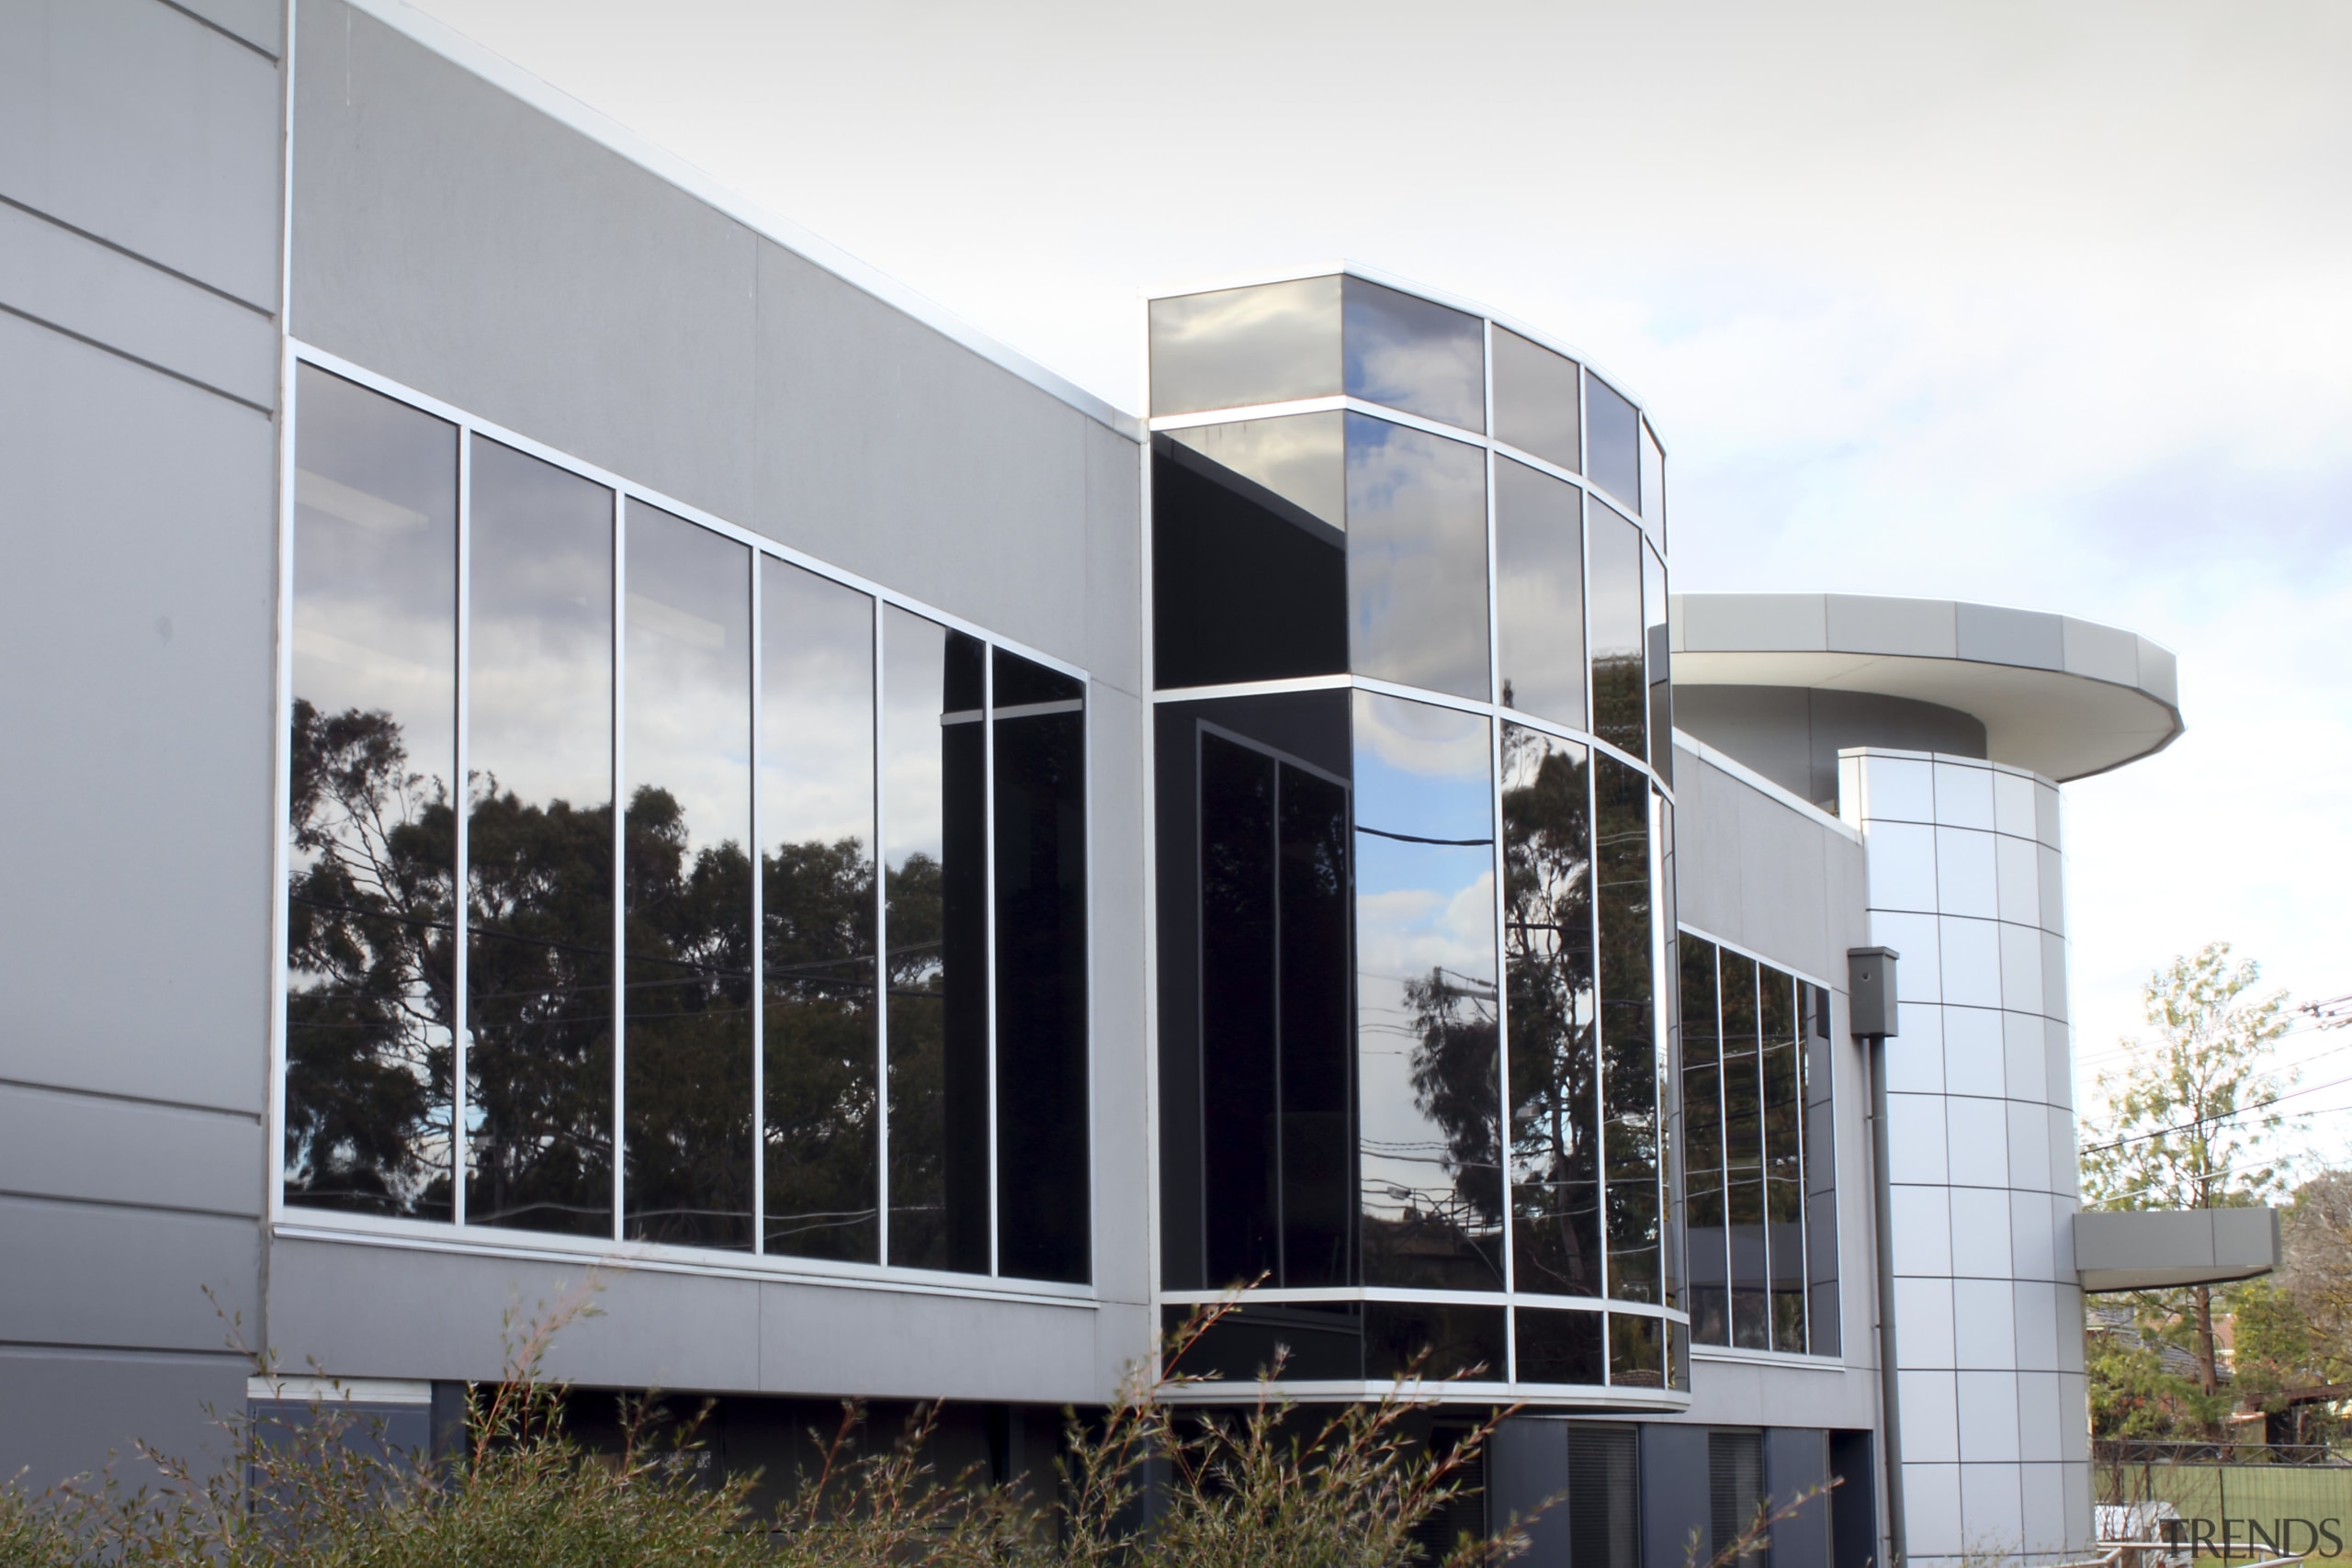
{"left": 0, "top": 0, "right": 283, "bottom": 311}
{"left": 0, "top": 1348, "right": 249, "bottom": 1493}
{"left": 1667, "top": 1350, "right": 1879, "bottom": 1433}
{"left": 0, "top": 314, "right": 278, "bottom": 1116}
{"left": 288, "top": 0, "right": 1139, "bottom": 689}
{"left": 265, "top": 1237, "right": 1140, "bottom": 1405}
{"left": 1670, "top": 743, "right": 1869, "bottom": 984}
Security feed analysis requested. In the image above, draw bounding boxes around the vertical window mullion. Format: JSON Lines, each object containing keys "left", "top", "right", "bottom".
{"left": 872, "top": 604, "right": 889, "bottom": 1267}
{"left": 983, "top": 645, "right": 999, "bottom": 1276}
{"left": 749, "top": 555, "right": 764, "bottom": 1254}
{"left": 451, "top": 430, "right": 471, "bottom": 1227}
{"left": 609, "top": 491, "right": 628, "bottom": 1245}
{"left": 1589, "top": 752, "right": 1608, "bottom": 1314}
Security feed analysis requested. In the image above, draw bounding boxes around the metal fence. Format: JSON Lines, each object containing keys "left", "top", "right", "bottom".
{"left": 2096, "top": 1442, "right": 2352, "bottom": 1562}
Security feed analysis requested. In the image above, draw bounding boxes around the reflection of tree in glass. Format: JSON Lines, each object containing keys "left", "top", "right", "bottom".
{"left": 1595, "top": 755, "right": 1660, "bottom": 1304}
{"left": 1500, "top": 725, "right": 1600, "bottom": 1296}
{"left": 1370, "top": 965, "right": 1501, "bottom": 1289}
{"left": 284, "top": 699, "right": 456, "bottom": 1218}
{"left": 884, "top": 852, "right": 947, "bottom": 1264}
{"left": 763, "top": 837, "right": 878, "bottom": 1261}
{"left": 622, "top": 785, "right": 752, "bottom": 1249}
{"left": 464, "top": 774, "right": 616, "bottom": 1237}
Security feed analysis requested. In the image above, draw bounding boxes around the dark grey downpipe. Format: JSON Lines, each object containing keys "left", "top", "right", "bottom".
{"left": 1850, "top": 946, "right": 1905, "bottom": 1568}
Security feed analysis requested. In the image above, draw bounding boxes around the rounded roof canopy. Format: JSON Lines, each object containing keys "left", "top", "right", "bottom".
{"left": 1669, "top": 592, "right": 2184, "bottom": 783}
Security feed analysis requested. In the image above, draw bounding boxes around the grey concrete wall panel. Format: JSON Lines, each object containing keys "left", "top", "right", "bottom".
{"left": 0, "top": 0, "right": 281, "bottom": 308}
{"left": 2072, "top": 1207, "right": 2279, "bottom": 1292}
{"left": 1671, "top": 741, "right": 1868, "bottom": 986}
{"left": 0, "top": 1196, "right": 259, "bottom": 1353}
{"left": 168, "top": 0, "right": 285, "bottom": 56}
{"left": 1673, "top": 685, "right": 1815, "bottom": 798}
{"left": 1765, "top": 1427, "right": 1832, "bottom": 1568}
{"left": 751, "top": 239, "right": 1097, "bottom": 669}
{"left": 1954, "top": 604, "right": 2064, "bottom": 671}
{"left": 0, "top": 199, "right": 277, "bottom": 408}
{"left": 0, "top": 1083, "right": 262, "bottom": 1219}
{"left": 1826, "top": 593, "right": 1957, "bottom": 658}
{"left": 0, "top": 317, "right": 277, "bottom": 1114}
{"left": 1489, "top": 1418, "right": 1572, "bottom": 1566}
{"left": 1672, "top": 1352, "right": 1882, "bottom": 1433}
{"left": 1084, "top": 419, "right": 1146, "bottom": 698}
{"left": 2060, "top": 618, "right": 2139, "bottom": 688}
{"left": 292, "top": 0, "right": 763, "bottom": 527}
{"left": 1639, "top": 1423, "right": 1709, "bottom": 1568}
{"left": 0, "top": 1346, "right": 248, "bottom": 1490}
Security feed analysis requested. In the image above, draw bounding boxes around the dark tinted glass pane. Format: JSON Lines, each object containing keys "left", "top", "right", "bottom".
{"left": 1501, "top": 726, "right": 1600, "bottom": 1299}
{"left": 1364, "top": 1302, "right": 1507, "bottom": 1382}
{"left": 1170, "top": 1302, "right": 1363, "bottom": 1382}
{"left": 1492, "top": 327, "right": 1581, "bottom": 472}
{"left": 1354, "top": 693, "right": 1500, "bottom": 1291}
{"left": 1719, "top": 954, "right": 1768, "bottom": 1349}
{"left": 1149, "top": 276, "right": 1341, "bottom": 416}
{"left": 883, "top": 609, "right": 989, "bottom": 1272}
{"left": 1153, "top": 431, "right": 1345, "bottom": 689}
{"left": 1342, "top": 276, "right": 1485, "bottom": 432}
{"left": 285, "top": 367, "right": 458, "bottom": 1219}
{"left": 1514, "top": 1306, "right": 1604, "bottom": 1384}
{"left": 1803, "top": 982, "right": 1841, "bottom": 1356}
{"left": 1495, "top": 458, "right": 1586, "bottom": 731}
{"left": 1346, "top": 413, "right": 1488, "bottom": 699}
{"left": 759, "top": 559, "right": 877, "bottom": 1262}
{"left": 1586, "top": 371, "right": 1640, "bottom": 513}
{"left": 1679, "top": 933, "right": 1729, "bottom": 1346}
{"left": 1607, "top": 1312, "right": 1663, "bottom": 1387}
{"left": 1279, "top": 762, "right": 1354, "bottom": 1287}
{"left": 1761, "top": 964, "right": 1805, "bottom": 1352}
{"left": 622, "top": 503, "right": 752, "bottom": 1250}
{"left": 1644, "top": 544, "right": 1671, "bottom": 782}
{"left": 465, "top": 438, "right": 615, "bottom": 1237}
{"left": 1641, "top": 422, "right": 1665, "bottom": 536}
{"left": 1595, "top": 755, "right": 1657, "bottom": 1303}
{"left": 994, "top": 648, "right": 1089, "bottom": 1283}
{"left": 1199, "top": 733, "right": 1278, "bottom": 1287}
{"left": 1567, "top": 1425, "right": 1642, "bottom": 1568}
{"left": 1588, "top": 498, "right": 1645, "bottom": 756}
{"left": 1167, "top": 412, "right": 1344, "bottom": 530}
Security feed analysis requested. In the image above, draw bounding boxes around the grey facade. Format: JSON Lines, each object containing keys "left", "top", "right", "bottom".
{"left": 4, "top": 4, "right": 2218, "bottom": 1564}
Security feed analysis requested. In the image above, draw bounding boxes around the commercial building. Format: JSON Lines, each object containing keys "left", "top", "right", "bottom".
{"left": 0, "top": 1, "right": 2256, "bottom": 1562}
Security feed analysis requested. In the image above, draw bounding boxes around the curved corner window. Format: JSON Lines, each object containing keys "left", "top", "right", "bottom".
{"left": 1496, "top": 457, "right": 1587, "bottom": 732}
{"left": 1492, "top": 327, "right": 1581, "bottom": 473}
{"left": 1343, "top": 275, "right": 1485, "bottom": 432}
{"left": 1586, "top": 370, "right": 1641, "bottom": 512}
{"left": 1346, "top": 414, "right": 1488, "bottom": 700}
{"left": 1149, "top": 276, "right": 1341, "bottom": 417}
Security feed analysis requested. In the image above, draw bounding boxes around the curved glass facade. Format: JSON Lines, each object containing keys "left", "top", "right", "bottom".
{"left": 1149, "top": 275, "right": 1684, "bottom": 1400}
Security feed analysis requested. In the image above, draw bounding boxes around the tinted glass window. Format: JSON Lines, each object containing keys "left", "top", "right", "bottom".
{"left": 284, "top": 366, "right": 458, "bottom": 1219}
{"left": 1346, "top": 413, "right": 1488, "bottom": 699}
{"left": 1353, "top": 692, "right": 1501, "bottom": 1292}
{"left": 1199, "top": 733, "right": 1279, "bottom": 1287}
{"left": 1608, "top": 1312, "right": 1663, "bottom": 1387}
{"left": 993, "top": 649, "right": 1089, "bottom": 1283}
{"left": 1153, "top": 431, "right": 1345, "bottom": 689}
{"left": 1494, "top": 458, "right": 1586, "bottom": 731}
{"left": 1719, "top": 953, "right": 1768, "bottom": 1349}
{"left": 1166, "top": 412, "right": 1345, "bottom": 530}
{"left": 882, "top": 608, "right": 989, "bottom": 1272}
{"left": 1679, "top": 933, "right": 1728, "bottom": 1347}
{"left": 1364, "top": 1301, "right": 1507, "bottom": 1381}
{"left": 1588, "top": 498, "right": 1645, "bottom": 757}
{"left": 1515, "top": 1306, "right": 1604, "bottom": 1384}
{"left": 1342, "top": 275, "right": 1485, "bottom": 432}
{"left": 1595, "top": 754, "right": 1657, "bottom": 1303}
{"left": 1640, "top": 421, "right": 1666, "bottom": 536}
{"left": 622, "top": 503, "right": 753, "bottom": 1251}
{"left": 465, "top": 438, "right": 615, "bottom": 1237}
{"left": 1491, "top": 326, "right": 1581, "bottom": 472}
{"left": 759, "top": 559, "right": 878, "bottom": 1262}
{"left": 1761, "top": 964, "right": 1806, "bottom": 1352}
{"left": 1803, "top": 981, "right": 1842, "bottom": 1355}
{"left": 1501, "top": 726, "right": 1599, "bottom": 1299}
{"left": 1644, "top": 542, "right": 1671, "bottom": 782}
{"left": 1173, "top": 1301, "right": 1364, "bottom": 1382}
{"left": 1149, "top": 276, "right": 1341, "bottom": 416}
{"left": 1586, "top": 371, "right": 1641, "bottom": 512}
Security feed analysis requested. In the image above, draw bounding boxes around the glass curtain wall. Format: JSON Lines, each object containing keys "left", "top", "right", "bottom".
{"left": 1148, "top": 276, "right": 1678, "bottom": 1393}
{"left": 280, "top": 365, "right": 1090, "bottom": 1287}
{"left": 1678, "top": 931, "right": 1836, "bottom": 1355}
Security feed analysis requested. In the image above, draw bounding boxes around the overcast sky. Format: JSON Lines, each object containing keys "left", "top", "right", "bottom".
{"left": 405, "top": 0, "right": 2352, "bottom": 1166}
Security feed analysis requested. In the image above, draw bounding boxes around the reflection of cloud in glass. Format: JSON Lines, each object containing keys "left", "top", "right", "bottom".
{"left": 1148, "top": 275, "right": 1341, "bottom": 416}
{"left": 762, "top": 558, "right": 873, "bottom": 852}
{"left": 1346, "top": 414, "right": 1489, "bottom": 699}
{"left": 1167, "top": 412, "right": 1344, "bottom": 530}
{"left": 1352, "top": 688, "right": 1490, "bottom": 843}
{"left": 627, "top": 503, "right": 752, "bottom": 858}
{"left": 881, "top": 607, "right": 948, "bottom": 867}
{"left": 1343, "top": 276, "right": 1485, "bottom": 433}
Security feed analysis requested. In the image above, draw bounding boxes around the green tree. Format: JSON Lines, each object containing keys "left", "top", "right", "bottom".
{"left": 2081, "top": 942, "right": 2295, "bottom": 1415}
